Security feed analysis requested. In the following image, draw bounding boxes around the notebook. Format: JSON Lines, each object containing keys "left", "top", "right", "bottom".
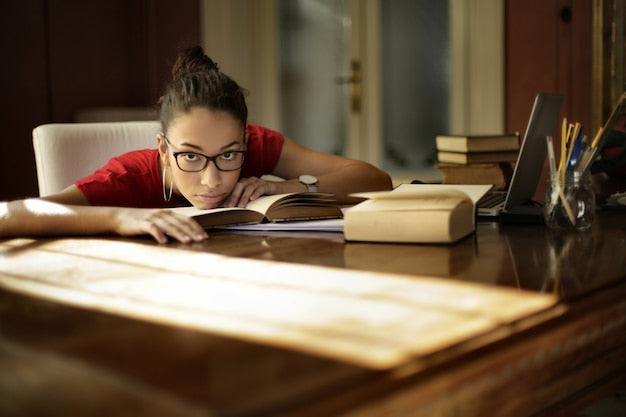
{"left": 477, "top": 93, "right": 563, "bottom": 217}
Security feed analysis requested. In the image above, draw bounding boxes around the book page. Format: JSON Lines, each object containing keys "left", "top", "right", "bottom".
{"left": 352, "top": 188, "right": 469, "bottom": 201}
{"left": 171, "top": 193, "right": 291, "bottom": 218}
{"left": 242, "top": 193, "right": 294, "bottom": 214}
{"left": 351, "top": 197, "right": 464, "bottom": 212}
{"left": 249, "top": 193, "right": 341, "bottom": 222}
{"left": 219, "top": 218, "right": 344, "bottom": 232}
{"left": 170, "top": 193, "right": 340, "bottom": 227}
{"left": 173, "top": 193, "right": 335, "bottom": 218}
{"left": 394, "top": 183, "right": 492, "bottom": 204}
{"left": 170, "top": 205, "right": 248, "bottom": 217}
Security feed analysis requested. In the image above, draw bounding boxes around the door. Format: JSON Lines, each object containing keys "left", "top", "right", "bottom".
{"left": 278, "top": 0, "right": 380, "bottom": 163}
{"left": 278, "top": 0, "right": 352, "bottom": 157}
{"left": 277, "top": 0, "right": 451, "bottom": 178}
{"left": 202, "top": 1, "right": 500, "bottom": 180}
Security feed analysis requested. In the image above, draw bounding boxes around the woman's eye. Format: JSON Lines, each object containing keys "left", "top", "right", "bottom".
{"left": 220, "top": 152, "right": 235, "bottom": 161}
{"left": 182, "top": 153, "right": 201, "bottom": 162}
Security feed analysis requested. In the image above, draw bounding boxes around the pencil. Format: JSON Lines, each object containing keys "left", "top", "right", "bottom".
{"left": 578, "top": 127, "right": 604, "bottom": 173}
{"left": 558, "top": 187, "right": 576, "bottom": 225}
{"left": 558, "top": 118, "right": 567, "bottom": 174}
{"left": 590, "top": 126, "right": 604, "bottom": 149}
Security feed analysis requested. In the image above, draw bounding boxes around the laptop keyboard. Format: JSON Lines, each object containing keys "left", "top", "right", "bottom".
{"left": 477, "top": 191, "right": 507, "bottom": 209}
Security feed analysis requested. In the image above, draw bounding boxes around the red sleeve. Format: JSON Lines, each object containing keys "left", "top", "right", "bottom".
{"left": 240, "top": 124, "right": 284, "bottom": 178}
{"left": 75, "top": 149, "right": 167, "bottom": 208}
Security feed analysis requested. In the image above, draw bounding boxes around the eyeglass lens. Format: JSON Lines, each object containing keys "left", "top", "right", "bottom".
{"left": 175, "top": 151, "right": 245, "bottom": 172}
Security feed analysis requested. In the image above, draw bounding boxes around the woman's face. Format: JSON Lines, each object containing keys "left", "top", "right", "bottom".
{"left": 159, "top": 107, "right": 245, "bottom": 209}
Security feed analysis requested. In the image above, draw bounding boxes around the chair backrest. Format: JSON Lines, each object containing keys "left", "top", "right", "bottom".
{"left": 33, "top": 121, "right": 161, "bottom": 196}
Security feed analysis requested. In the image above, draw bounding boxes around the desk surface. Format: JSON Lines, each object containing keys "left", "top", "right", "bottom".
{"left": 1, "top": 209, "right": 625, "bottom": 416}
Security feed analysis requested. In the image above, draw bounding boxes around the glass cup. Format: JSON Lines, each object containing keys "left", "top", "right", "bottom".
{"left": 544, "top": 171, "right": 595, "bottom": 230}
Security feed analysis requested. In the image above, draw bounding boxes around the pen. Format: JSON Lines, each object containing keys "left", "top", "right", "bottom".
{"left": 578, "top": 127, "right": 604, "bottom": 174}
{"left": 564, "top": 123, "right": 582, "bottom": 171}
{"left": 567, "top": 134, "right": 585, "bottom": 172}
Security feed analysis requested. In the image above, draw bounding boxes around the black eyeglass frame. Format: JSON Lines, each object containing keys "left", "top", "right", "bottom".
{"left": 163, "top": 135, "right": 247, "bottom": 172}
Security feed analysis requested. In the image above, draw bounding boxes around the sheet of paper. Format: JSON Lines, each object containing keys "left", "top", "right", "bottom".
{"left": 217, "top": 218, "right": 344, "bottom": 232}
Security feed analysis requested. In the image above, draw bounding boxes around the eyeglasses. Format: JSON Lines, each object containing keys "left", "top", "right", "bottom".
{"left": 164, "top": 136, "right": 246, "bottom": 172}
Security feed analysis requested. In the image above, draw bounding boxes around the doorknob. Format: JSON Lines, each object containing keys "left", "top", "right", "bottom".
{"left": 334, "top": 60, "right": 362, "bottom": 113}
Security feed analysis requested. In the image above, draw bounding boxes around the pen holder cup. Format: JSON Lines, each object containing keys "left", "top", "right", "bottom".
{"left": 544, "top": 171, "right": 595, "bottom": 230}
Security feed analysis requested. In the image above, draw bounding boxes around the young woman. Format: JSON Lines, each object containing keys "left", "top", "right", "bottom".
{"left": 0, "top": 46, "right": 392, "bottom": 243}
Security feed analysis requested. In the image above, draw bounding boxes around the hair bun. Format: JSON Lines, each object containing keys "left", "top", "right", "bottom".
{"left": 172, "top": 46, "right": 219, "bottom": 80}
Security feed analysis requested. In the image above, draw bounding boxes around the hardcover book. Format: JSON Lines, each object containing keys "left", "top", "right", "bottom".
{"left": 437, "top": 150, "right": 519, "bottom": 165}
{"left": 172, "top": 192, "right": 342, "bottom": 228}
{"left": 344, "top": 187, "right": 480, "bottom": 243}
{"left": 435, "top": 134, "right": 520, "bottom": 152}
{"left": 436, "top": 162, "right": 513, "bottom": 190}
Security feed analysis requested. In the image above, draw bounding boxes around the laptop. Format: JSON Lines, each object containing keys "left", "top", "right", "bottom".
{"left": 477, "top": 93, "right": 563, "bottom": 217}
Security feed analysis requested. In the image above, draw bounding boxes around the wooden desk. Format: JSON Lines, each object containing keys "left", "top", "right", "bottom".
{"left": 1, "top": 210, "right": 625, "bottom": 416}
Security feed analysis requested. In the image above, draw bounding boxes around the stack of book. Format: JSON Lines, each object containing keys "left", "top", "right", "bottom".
{"left": 435, "top": 134, "right": 520, "bottom": 189}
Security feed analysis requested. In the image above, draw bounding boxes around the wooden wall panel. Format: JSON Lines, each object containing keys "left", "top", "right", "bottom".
{"left": 506, "top": 0, "right": 591, "bottom": 136}
{"left": 0, "top": 0, "right": 199, "bottom": 200}
{"left": 47, "top": 0, "right": 137, "bottom": 121}
{"left": 0, "top": 1, "right": 50, "bottom": 200}
{"left": 144, "top": 0, "right": 202, "bottom": 106}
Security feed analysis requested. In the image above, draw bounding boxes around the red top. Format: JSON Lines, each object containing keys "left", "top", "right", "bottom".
{"left": 75, "top": 124, "right": 284, "bottom": 207}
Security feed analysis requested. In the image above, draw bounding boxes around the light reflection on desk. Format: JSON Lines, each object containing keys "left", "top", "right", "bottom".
{"left": 502, "top": 219, "right": 626, "bottom": 298}
{"left": 175, "top": 210, "right": 626, "bottom": 301}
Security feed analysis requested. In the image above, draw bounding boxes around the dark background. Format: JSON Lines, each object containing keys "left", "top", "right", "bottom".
{"left": 0, "top": 0, "right": 200, "bottom": 200}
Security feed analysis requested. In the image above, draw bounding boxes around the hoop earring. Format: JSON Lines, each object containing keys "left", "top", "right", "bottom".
{"left": 162, "top": 166, "right": 173, "bottom": 202}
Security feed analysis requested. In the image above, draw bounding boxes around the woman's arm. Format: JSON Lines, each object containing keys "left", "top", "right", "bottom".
{"left": 274, "top": 137, "right": 393, "bottom": 198}
{"left": 0, "top": 186, "right": 208, "bottom": 244}
{"left": 225, "top": 137, "right": 393, "bottom": 206}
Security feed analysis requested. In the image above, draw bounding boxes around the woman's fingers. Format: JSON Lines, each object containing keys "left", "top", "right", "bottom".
{"left": 224, "top": 177, "right": 276, "bottom": 207}
{"left": 153, "top": 211, "right": 208, "bottom": 243}
{"left": 115, "top": 209, "right": 208, "bottom": 244}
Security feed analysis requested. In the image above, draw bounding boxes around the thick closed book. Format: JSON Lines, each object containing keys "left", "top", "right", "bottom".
{"left": 436, "top": 134, "right": 520, "bottom": 152}
{"left": 344, "top": 188, "right": 475, "bottom": 243}
{"left": 171, "top": 192, "right": 342, "bottom": 228}
{"left": 436, "top": 162, "right": 512, "bottom": 189}
{"left": 437, "top": 150, "right": 519, "bottom": 164}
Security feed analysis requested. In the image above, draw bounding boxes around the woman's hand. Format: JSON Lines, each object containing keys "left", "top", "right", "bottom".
{"left": 112, "top": 208, "right": 208, "bottom": 244}
{"left": 223, "top": 176, "right": 296, "bottom": 208}
{"left": 1, "top": 199, "right": 209, "bottom": 244}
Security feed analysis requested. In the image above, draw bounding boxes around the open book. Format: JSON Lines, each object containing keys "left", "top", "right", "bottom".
{"left": 171, "top": 192, "right": 342, "bottom": 228}
{"left": 344, "top": 184, "right": 491, "bottom": 243}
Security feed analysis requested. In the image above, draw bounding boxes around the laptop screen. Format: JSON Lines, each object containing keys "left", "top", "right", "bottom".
{"left": 504, "top": 93, "right": 563, "bottom": 209}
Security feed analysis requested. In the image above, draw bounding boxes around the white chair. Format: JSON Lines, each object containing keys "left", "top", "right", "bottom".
{"left": 32, "top": 121, "right": 161, "bottom": 196}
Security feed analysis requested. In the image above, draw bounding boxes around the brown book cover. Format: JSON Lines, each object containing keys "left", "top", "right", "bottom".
{"left": 436, "top": 162, "right": 513, "bottom": 190}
